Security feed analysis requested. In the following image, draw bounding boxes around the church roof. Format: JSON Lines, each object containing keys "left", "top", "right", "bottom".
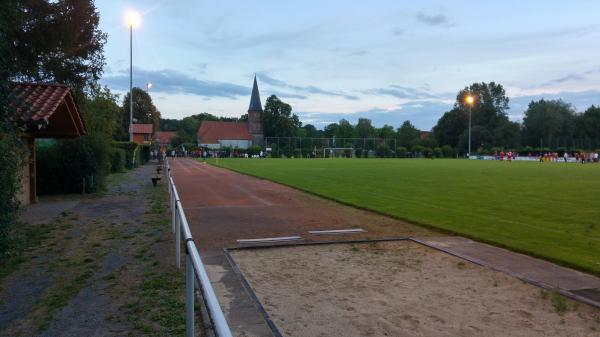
{"left": 248, "top": 75, "right": 262, "bottom": 112}
{"left": 197, "top": 121, "right": 253, "bottom": 144}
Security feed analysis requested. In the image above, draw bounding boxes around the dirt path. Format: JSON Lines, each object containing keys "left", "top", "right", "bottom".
{"left": 0, "top": 163, "right": 187, "bottom": 337}
{"left": 171, "top": 158, "right": 435, "bottom": 252}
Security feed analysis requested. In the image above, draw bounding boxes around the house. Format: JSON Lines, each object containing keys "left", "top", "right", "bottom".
{"left": 420, "top": 131, "right": 432, "bottom": 140}
{"left": 130, "top": 123, "right": 153, "bottom": 145}
{"left": 197, "top": 76, "right": 263, "bottom": 149}
{"left": 10, "top": 82, "right": 86, "bottom": 206}
{"left": 155, "top": 131, "right": 176, "bottom": 147}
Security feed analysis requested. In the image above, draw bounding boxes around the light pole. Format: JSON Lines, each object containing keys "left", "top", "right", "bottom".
{"left": 126, "top": 11, "right": 141, "bottom": 142}
{"left": 146, "top": 82, "right": 152, "bottom": 93}
{"left": 465, "top": 94, "right": 475, "bottom": 157}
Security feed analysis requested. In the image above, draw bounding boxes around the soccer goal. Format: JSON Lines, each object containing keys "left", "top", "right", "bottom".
{"left": 323, "top": 148, "right": 355, "bottom": 158}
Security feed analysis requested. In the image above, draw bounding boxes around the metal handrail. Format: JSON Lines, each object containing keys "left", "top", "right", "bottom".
{"left": 164, "top": 158, "right": 233, "bottom": 337}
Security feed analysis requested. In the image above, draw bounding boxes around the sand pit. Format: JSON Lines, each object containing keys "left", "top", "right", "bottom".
{"left": 229, "top": 241, "right": 600, "bottom": 337}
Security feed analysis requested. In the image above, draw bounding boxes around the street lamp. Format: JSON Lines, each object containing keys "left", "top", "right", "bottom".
{"left": 146, "top": 82, "right": 152, "bottom": 92}
{"left": 465, "top": 94, "right": 475, "bottom": 157}
{"left": 126, "top": 10, "right": 141, "bottom": 142}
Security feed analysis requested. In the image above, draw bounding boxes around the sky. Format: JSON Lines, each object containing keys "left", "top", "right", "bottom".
{"left": 97, "top": 0, "right": 600, "bottom": 130}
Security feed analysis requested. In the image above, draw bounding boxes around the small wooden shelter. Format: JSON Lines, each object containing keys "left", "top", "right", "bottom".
{"left": 10, "top": 82, "right": 86, "bottom": 205}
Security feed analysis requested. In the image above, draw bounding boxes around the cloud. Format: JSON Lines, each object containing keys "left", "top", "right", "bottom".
{"left": 297, "top": 100, "right": 453, "bottom": 130}
{"left": 526, "top": 67, "right": 600, "bottom": 89}
{"left": 362, "top": 85, "right": 442, "bottom": 100}
{"left": 257, "top": 73, "right": 359, "bottom": 100}
{"left": 416, "top": 12, "right": 453, "bottom": 27}
{"left": 101, "top": 68, "right": 249, "bottom": 98}
{"left": 510, "top": 90, "right": 600, "bottom": 117}
{"left": 392, "top": 27, "right": 405, "bottom": 36}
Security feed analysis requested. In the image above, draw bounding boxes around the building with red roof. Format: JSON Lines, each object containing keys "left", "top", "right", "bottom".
{"left": 155, "top": 131, "right": 177, "bottom": 146}
{"left": 10, "top": 82, "right": 86, "bottom": 205}
{"left": 129, "top": 123, "right": 153, "bottom": 145}
{"left": 197, "top": 76, "right": 264, "bottom": 149}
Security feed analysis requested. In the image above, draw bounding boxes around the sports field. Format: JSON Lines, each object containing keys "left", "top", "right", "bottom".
{"left": 209, "top": 158, "right": 600, "bottom": 275}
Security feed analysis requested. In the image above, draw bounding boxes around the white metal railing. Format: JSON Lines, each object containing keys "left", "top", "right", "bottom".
{"left": 164, "top": 158, "right": 233, "bottom": 337}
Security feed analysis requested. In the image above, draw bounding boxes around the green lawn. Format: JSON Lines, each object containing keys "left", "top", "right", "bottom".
{"left": 208, "top": 158, "right": 600, "bottom": 275}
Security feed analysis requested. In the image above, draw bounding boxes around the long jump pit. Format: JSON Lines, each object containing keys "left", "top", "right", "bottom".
{"left": 226, "top": 239, "right": 600, "bottom": 337}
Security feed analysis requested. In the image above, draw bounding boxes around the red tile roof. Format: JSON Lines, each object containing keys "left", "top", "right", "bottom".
{"left": 10, "top": 82, "right": 86, "bottom": 137}
{"left": 155, "top": 131, "right": 176, "bottom": 144}
{"left": 197, "top": 121, "right": 252, "bottom": 144}
{"left": 129, "top": 123, "right": 153, "bottom": 134}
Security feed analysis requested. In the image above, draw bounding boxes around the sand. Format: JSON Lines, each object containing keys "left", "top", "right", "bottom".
{"left": 230, "top": 241, "right": 600, "bottom": 337}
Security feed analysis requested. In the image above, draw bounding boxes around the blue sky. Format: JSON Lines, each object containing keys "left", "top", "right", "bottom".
{"left": 97, "top": 0, "right": 600, "bottom": 130}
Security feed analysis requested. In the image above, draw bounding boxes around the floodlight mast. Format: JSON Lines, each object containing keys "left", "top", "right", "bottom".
{"left": 465, "top": 94, "right": 475, "bottom": 157}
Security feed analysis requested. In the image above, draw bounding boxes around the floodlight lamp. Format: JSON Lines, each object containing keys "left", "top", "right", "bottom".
{"left": 466, "top": 95, "right": 474, "bottom": 105}
{"left": 126, "top": 11, "right": 141, "bottom": 28}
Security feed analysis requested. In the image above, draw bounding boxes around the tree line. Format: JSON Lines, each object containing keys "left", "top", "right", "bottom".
{"left": 222, "top": 84, "right": 600, "bottom": 156}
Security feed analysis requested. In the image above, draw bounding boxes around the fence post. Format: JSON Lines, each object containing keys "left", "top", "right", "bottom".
{"left": 171, "top": 186, "right": 176, "bottom": 234}
{"left": 186, "top": 254, "right": 195, "bottom": 337}
{"left": 176, "top": 209, "right": 181, "bottom": 269}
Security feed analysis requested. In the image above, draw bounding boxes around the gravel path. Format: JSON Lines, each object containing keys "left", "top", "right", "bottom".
{"left": 0, "top": 163, "right": 180, "bottom": 337}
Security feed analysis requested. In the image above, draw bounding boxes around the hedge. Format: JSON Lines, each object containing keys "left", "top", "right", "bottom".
{"left": 110, "top": 148, "right": 126, "bottom": 173}
{"left": 37, "top": 134, "right": 111, "bottom": 194}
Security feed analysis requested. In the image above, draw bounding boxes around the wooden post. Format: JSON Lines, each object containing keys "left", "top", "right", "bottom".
{"left": 28, "top": 137, "right": 37, "bottom": 204}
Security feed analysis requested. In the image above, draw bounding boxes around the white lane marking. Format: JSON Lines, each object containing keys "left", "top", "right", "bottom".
{"left": 237, "top": 236, "right": 302, "bottom": 243}
{"left": 308, "top": 229, "right": 366, "bottom": 235}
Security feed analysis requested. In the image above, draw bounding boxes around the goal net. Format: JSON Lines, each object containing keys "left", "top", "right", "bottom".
{"left": 323, "top": 148, "right": 355, "bottom": 158}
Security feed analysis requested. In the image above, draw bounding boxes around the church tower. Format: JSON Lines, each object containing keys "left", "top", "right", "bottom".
{"left": 247, "top": 75, "right": 263, "bottom": 146}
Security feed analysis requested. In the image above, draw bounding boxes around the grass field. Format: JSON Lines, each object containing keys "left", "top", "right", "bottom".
{"left": 208, "top": 158, "right": 600, "bottom": 275}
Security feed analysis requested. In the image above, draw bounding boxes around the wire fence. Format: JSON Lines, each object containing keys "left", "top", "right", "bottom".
{"left": 263, "top": 137, "right": 402, "bottom": 158}
{"left": 164, "top": 159, "right": 233, "bottom": 337}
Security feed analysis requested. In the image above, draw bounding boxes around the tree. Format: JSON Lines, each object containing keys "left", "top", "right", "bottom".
{"left": 580, "top": 105, "right": 600, "bottom": 141}
{"left": 9, "top": 0, "right": 107, "bottom": 95}
{"left": 117, "top": 87, "right": 161, "bottom": 140}
{"left": 355, "top": 118, "right": 375, "bottom": 138}
{"left": 262, "top": 95, "right": 301, "bottom": 137}
{"left": 522, "top": 99, "right": 576, "bottom": 148}
{"left": 159, "top": 118, "right": 180, "bottom": 131}
{"left": 433, "top": 82, "right": 516, "bottom": 151}
{"left": 396, "top": 120, "right": 420, "bottom": 147}
{"left": 81, "top": 85, "right": 120, "bottom": 138}
{"left": 377, "top": 124, "right": 395, "bottom": 139}
{"left": 301, "top": 124, "right": 321, "bottom": 138}
{"left": 433, "top": 108, "right": 467, "bottom": 148}
{"left": 174, "top": 116, "right": 199, "bottom": 145}
{"left": 336, "top": 119, "right": 356, "bottom": 139}
{"left": 323, "top": 123, "right": 339, "bottom": 139}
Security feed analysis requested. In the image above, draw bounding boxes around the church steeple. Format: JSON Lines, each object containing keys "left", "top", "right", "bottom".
{"left": 248, "top": 75, "right": 262, "bottom": 112}
{"left": 247, "top": 76, "right": 263, "bottom": 144}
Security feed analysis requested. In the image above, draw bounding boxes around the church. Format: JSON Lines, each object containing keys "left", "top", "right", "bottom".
{"left": 196, "top": 76, "right": 263, "bottom": 149}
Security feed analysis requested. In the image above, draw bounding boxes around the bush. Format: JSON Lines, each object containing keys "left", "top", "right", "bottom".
{"left": 0, "top": 134, "right": 22, "bottom": 257}
{"left": 355, "top": 148, "right": 363, "bottom": 158}
{"left": 140, "top": 145, "right": 150, "bottom": 164}
{"left": 433, "top": 147, "right": 443, "bottom": 158}
{"left": 375, "top": 144, "right": 393, "bottom": 158}
{"left": 441, "top": 145, "right": 455, "bottom": 158}
{"left": 112, "top": 141, "right": 139, "bottom": 169}
{"left": 37, "top": 134, "right": 112, "bottom": 194}
{"left": 110, "top": 148, "right": 126, "bottom": 173}
{"left": 247, "top": 145, "right": 262, "bottom": 156}
{"left": 396, "top": 147, "right": 407, "bottom": 158}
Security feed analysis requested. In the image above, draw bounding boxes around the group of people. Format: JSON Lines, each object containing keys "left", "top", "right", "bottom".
{"left": 492, "top": 150, "right": 599, "bottom": 163}
{"left": 494, "top": 151, "right": 518, "bottom": 161}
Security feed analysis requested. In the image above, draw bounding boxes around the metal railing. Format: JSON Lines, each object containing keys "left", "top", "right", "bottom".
{"left": 164, "top": 158, "right": 233, "bottom": 337}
